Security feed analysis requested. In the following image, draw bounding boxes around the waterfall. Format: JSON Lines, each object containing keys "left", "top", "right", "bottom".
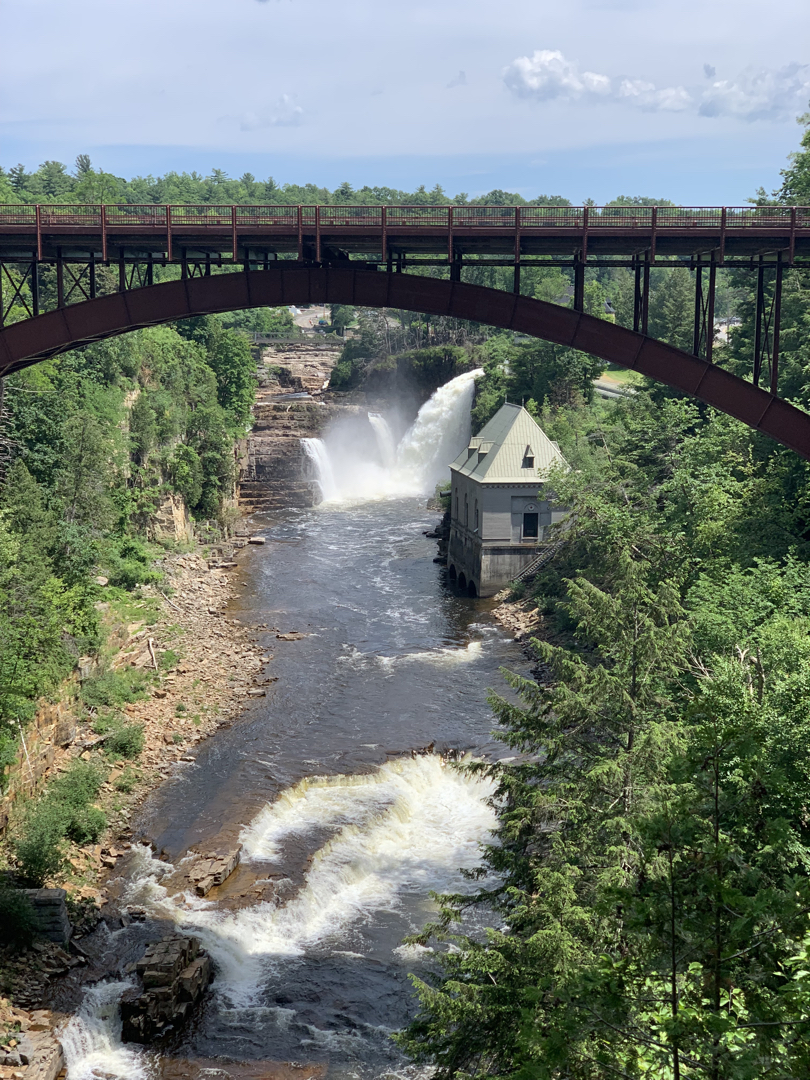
{"left": 301, "top": 437, "right": 339, "bottom": 502}
{"left": 300, "top": 368, "right": 483, "bottom": 503}
{"left": 368, "top": 412, "right": 397, "bottom": 469}
{"left": 60, "top": 980, "right": 151, "bottom": 1080}
{"left": 395, "top": 368, "right": 482, "bottom": 490}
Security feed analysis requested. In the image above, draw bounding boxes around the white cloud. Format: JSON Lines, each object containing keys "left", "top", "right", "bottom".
{"left": 504, "top": 50, "right": 690, "bottom": 111}
{"left": 504, "top": 48, "right": 810, "bottom": 121}
{"left": 239, "top": 94, "right": 303, "bottom": 131}
{"left": 698, "top": 63, "right": 810, "bottom": 121}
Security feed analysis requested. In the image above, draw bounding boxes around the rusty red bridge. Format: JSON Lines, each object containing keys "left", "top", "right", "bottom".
{"left": 0, "top": 203, "right": 809, "bottom": 457}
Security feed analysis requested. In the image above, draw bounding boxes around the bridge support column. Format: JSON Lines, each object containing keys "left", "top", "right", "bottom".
{"left": 31, "top": 257, "right": 39, "bottom": 317}
{"left": 573, "top": 254, "right": 585, "bottom": 312}
{"left": 753, "top": 253, "right": 784, "bottom": 391}
{"left": 56, "top": 249, "right": 65, "bottom": 309}
{"left": 692, "top": 261, "right": 703, "bottom": 357}
{"left": 633, "top": 254, "right": 650, "bottom": 335}
{"left": 706, "top": 253, "right": 717, "bottom": 364}
{"left": 754, "top": 257, "right": 766, "bottom": 388}
{"left": 772, "top": 253, "right": 783, "bottom": 394}
{"left": 692, "top": 254, "right": 718, "bottom": 361}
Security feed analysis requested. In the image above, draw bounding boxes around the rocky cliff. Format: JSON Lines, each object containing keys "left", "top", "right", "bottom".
{"left": 238, "top": 341, "right": 347, "bottom": 513}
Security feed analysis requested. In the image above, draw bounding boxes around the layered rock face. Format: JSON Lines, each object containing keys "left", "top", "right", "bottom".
{"left": 239, "top": 342, "right": 343, "bottom": 513}
{"left": 121, "top": 936, "right": 212, "bottom": 1043}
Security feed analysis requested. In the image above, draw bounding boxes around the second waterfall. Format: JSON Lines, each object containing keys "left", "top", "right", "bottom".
{"left": 302, "top": 367, "right": 483, "bottom": 503}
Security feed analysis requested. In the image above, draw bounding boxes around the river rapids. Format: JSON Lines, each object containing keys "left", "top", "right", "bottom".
{"left": 61, "top": 368, "right": 529, "bottom": 1080}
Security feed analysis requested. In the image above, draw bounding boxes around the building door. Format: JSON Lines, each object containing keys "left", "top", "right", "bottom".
{"left": 523, "top": 512, "right": 539, "bottom": 539}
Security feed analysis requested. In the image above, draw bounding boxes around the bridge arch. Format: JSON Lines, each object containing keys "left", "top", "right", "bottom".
{"left": 1, "top": 265, "right": 809, "bottom": 459}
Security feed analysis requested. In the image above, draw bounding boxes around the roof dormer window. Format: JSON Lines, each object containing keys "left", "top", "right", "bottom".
{"left": 522, "top": 444, "right": 535, "bottom": 469}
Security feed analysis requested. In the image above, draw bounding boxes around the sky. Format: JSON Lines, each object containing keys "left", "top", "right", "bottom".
{"left": 1, "top": 0, "right": 809, "bottom": 204}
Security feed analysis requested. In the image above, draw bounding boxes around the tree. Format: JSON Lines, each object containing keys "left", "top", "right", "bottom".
{"left": 780, "top": 109, "right": 810, "bottom": 204}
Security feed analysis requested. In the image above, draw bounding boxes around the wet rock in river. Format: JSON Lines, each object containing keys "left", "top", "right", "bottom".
{"left": 121, "top": 936, "right": 212, "bottom": 1043}
{"left": 187, "top": 847, "right": 241, "bottom": 896}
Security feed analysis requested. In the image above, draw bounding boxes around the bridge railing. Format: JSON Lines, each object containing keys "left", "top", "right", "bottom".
{"left": 0, "top": 204, "right": 809, "bottom": 230}
{"left": 105, "top": 204, "right": 167, "bottom": 226}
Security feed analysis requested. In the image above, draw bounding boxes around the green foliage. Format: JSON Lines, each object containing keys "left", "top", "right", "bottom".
{"left": 399, "top": 133, "right": 810, "bottom": 1070}
{"left": 13, "top": 760, "right": 107, "bottom": 885}
{"left": 81, "top": 668, "right": 150, "bottom": 709}
{"left": 113, "top": 767, "right": 139, "bottom": 793}
{"left": 65, "top": 805, "right": 107, "bottom": 845}
{"left": 104, "top": 723, "right": 144, "bottom": 760}
{"left": 13, "top": 802, "right": 68, "bottom": 886}
{"left": 0, "top": 886, "right": 41, "bottom": 948}
{"left": 104, "top": 537, "right": 162, "bottom": 590}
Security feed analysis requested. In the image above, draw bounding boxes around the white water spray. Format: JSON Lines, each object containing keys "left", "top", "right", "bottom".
{"left": 302, "top": 436, "right": 340, "bottom": 501}
{"left": 368, "top": 413, "right": 397, "bottom": 469}
{"left": 60, "top": 980, "right": 151, "bottom": 1080}
{"left": 302, "top": 368, "right": 483, "bottom": 503}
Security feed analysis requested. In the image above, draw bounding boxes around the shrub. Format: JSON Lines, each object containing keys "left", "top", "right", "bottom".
{"left": 13, "top": 760, "right": 109, "bottom": 883}
{"left": 49, "top": 760, "right": 105, "bottom": 809}
{"left": 507, "top": 580, "right": 526, "bottom": 601}
{"left": 104, "top": 723, "right": 144, "bottom": 759}
{"left": 65, "top": 805, "right": 107, "bottom": 845}
{"left": 114, "top": 768, "right": 139, "bottom": 793}
{"left": 13, "top": 803, "right": 68, "bottom": 886}
{"left": 82, "top": 669, "right": 150, "bottom": 709}
{"left": 0, "top": 887, "right": 41, "bottom": 948}
{"left": 160, "top": 649, "right": 179, "bottom": 671}
{"left": 105, "top": 537, "right": 162, "bottom": 590}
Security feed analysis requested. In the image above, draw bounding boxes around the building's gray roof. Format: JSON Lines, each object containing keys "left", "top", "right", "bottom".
{"left": 450, "top": 403, "right": 567, "bottom": 483}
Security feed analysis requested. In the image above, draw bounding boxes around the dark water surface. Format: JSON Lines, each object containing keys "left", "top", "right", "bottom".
{"left": 65, "top": 498, "right": 530, "bottom": 1080}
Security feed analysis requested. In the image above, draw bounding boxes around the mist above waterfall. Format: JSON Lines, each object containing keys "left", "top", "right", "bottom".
{"left": 303, "top": 368, "right": 482, "bottom": 503}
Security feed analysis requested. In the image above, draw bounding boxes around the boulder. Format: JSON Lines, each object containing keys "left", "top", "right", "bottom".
{"left": 122, "top": 936, "right": 212, "bottom": 1043}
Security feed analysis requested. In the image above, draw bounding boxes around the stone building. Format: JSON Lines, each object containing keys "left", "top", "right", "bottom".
{"left": 447, "top": 402, "right": 567, "bottom": 597}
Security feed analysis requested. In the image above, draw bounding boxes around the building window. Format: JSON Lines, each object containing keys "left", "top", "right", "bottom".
{"left": 464, "top": 494, "right": 469, "bottom": 528}
{"left": 523, "top": 512, "right": 539, "bottom": 539}
{"left": 474, "top": 500, "right": 479, "bottom": 531}
{"left": 523, "top": 455, "right": 534, "bottom": 469}
{"left": 455, "top": 488, "right": 459, "bottom": 519}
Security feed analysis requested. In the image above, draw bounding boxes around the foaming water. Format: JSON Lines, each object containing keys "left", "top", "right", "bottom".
{"left": 304, "top": 369, "right": 482, "bottom": 503}
{"left": 61, "top": 980, "right": 152, "bottom": 1080}
{"left": 69, "top": 447, "right": 530, "bottom": 1077}
{"left": 368, "top": 413, "right": 397, "bottom": 469}
{"left": 301, "top": 437, "right": 339, "bottom": 501}
{"left": 121, "top": 756, "right": 495, "bottom": 1007}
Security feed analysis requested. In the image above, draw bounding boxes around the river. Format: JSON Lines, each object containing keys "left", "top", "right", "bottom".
{"left": 60, "top": 372, "right": 531, "bottom": 1080}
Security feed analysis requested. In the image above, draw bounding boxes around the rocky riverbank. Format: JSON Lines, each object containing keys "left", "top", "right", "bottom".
{"left": 0, "top": 534, "right": 280, "bottom": 1073}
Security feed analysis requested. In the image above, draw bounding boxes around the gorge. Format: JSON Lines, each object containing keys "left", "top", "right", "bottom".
{"left": 57, "top": 364, "right": 525, "bottom": 1080}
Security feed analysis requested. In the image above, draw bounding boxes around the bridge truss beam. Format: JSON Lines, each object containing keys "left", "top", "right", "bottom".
{"left": 0, "top": 241, "right": 793, "bottom": 387}
{"left": 0, "top": 266, "right": 809, "bottom": 460}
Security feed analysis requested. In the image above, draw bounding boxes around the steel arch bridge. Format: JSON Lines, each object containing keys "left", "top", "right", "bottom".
{"left": 2, "top": 265, "right": 810, "bottom": 459}
{"left": 0, "top": 202, "right": 809, "bottom": 459}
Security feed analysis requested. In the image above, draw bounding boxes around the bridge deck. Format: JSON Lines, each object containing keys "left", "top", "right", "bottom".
{"left": 0, "top": 205, "right": 807, "bottom": 262}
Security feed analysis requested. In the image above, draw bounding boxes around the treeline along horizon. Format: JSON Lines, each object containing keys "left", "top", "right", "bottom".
{"left": 0, "top": 154, "right": 669, "bottom": 209}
